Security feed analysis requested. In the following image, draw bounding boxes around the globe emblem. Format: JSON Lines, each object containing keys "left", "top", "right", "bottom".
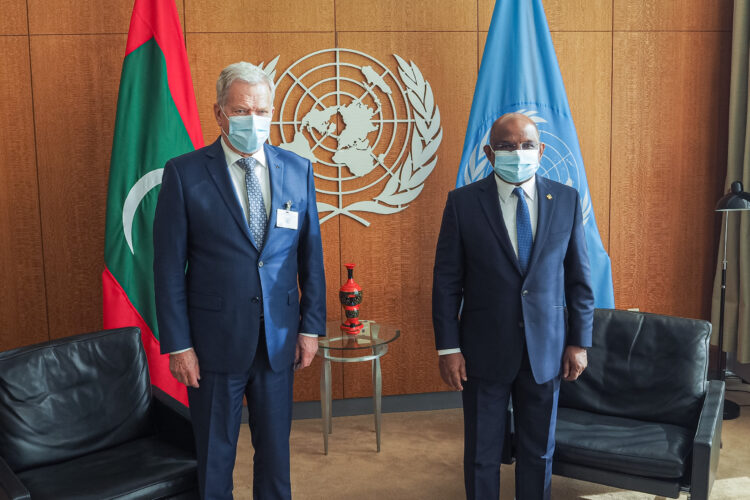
{"left": 536, "top": 131, "right": 576, "bottom": 184}
{"left": 535, "top": 127, "right": 592, "bottom": 225}
{"left": 265, "top": 48, "right": 442, "bottom": 226}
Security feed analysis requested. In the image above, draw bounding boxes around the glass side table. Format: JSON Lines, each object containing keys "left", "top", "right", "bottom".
{"left": 317, "top": 321, "right": 400, "bottom": 454}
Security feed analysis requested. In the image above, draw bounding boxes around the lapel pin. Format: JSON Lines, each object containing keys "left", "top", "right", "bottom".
{"left": 546, "top": 194, "right": 553, "bottom": 200}
{"left": 275, "top": 164, "right": 280, "bottom": 169}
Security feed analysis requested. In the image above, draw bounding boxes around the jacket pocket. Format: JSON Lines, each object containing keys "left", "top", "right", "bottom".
{"left": 188, "top": 292, "right": 223, "bottom": 311}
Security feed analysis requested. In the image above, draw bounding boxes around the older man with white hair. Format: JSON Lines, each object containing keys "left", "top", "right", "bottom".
{"left": 153, "top": 62, "right": 326, "bottom": 500}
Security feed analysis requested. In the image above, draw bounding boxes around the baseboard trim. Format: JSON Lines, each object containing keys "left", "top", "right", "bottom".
{"left": 241, "top": 391, "right": 462, "bottom": 422}
{"left": 293, "top": 390, "right": 463, "bottom": 419}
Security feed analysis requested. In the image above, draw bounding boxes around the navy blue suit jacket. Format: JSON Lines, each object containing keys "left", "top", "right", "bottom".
{"left": 432, "top": 174, "right": 594, "bottom": 384}
{"left": 153, "top": 138, "right": 326, "bottom": 374}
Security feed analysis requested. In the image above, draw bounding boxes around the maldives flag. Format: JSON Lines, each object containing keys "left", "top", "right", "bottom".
{"left": 103, "top": 0, "right": 202, "bottom": 405}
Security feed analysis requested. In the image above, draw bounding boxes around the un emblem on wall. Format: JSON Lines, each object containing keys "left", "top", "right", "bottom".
{"left": 259, "top": 48, "right": 442, "bottom": 226}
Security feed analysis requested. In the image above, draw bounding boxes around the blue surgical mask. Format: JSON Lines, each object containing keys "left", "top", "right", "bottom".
{"left": 492, "top": 149, "right": 540, "bottom": 184}
{"left": 221, "top": 108, "right": 271, "bottom": 153}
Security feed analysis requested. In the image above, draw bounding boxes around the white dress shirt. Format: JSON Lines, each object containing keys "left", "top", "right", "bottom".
{"left": 171, "top": 138, "right": 314, "bottom": 355}
{"left": 438, "top": 174, "right": 539, "bottom": 356}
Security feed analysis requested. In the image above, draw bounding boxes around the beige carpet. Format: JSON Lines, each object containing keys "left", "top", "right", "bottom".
{"left": 233, "top": 380, "right": 750, "bottom": 499}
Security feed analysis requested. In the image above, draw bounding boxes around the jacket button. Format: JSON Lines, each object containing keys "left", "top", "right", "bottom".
{"left": 258, "top": 261, "right": 264, "bottom": 268}
{"left": 251, "top": 297, "right": 260, "bottom": 304}
{"left": 522, "top": 290, "right": 529, "bottom": 296}
{"left": 518, "top": 322, "right": 524, "bottom": 328}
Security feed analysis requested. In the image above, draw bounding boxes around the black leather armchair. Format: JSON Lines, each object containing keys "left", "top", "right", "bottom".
{"left": 0, "top": 327, "right": 199, "bottom": 500}
{"left": 552, "top": 309, "right": 724, "bottom": 499}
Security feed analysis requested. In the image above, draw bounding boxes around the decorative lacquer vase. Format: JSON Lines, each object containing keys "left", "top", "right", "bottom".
{"left": 339, "top": 263, "right": 364, "bottom": 335}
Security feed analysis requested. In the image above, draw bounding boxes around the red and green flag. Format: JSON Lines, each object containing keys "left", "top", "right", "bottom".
{"left": 103, "top": 0, "right": 202, "bottom": 405}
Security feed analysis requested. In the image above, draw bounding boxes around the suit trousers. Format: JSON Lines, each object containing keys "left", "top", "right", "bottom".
{"left": 462, "top": 346, "right": 560, "bottom": 500}
{"left": 187, "top": 328, "right": 294, "bottom": 500}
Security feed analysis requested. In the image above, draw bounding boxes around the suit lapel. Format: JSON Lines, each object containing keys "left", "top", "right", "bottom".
{"left": 477, "top": 176, "right": 522, "bottom": 274}
{"left": 260, "top": 144, "right": 284, "bottom": 257}
{"left": 203, "top": 138, "right": 255, "bottom": 247}
{"left": 527, "top": 174, "right": 555, "bottom": 273}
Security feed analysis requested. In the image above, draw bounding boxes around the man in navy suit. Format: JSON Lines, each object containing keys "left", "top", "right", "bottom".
{"left": 153, "top": 62, "right": 326, "bottom": 500}
{"left": 432, "top": 113, "right": 594, "bottom": 499}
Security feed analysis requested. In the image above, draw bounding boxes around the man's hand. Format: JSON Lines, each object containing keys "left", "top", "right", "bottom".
{"left": 562, "top": 346, "right": 587, "bottom": 381}
{"left": 295, "top": 335, "right": 318, "bottom": 371}
{"left": 439, "top": 352, "right": 467, "bottom": 391}
{"left": 170, "top": 349, "right": 201, "bottom": 388}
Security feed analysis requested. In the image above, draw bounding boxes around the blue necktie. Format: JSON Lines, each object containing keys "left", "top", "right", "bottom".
{"left": 238, "top": 157, "right": 267, "bottom": 248}
{"left": 513, "top": 187, "right": 533, "bottom": 274}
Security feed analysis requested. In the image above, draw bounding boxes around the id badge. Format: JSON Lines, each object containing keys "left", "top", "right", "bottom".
{"left": 276, "top": 207, "right": 299, "bottom": 230}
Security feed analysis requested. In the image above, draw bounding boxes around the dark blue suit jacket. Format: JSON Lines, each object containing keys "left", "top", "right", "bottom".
{"left": 432, "top": 174, "right": 594, "bottom": 384}
{"left": 153, "top": 138, "right": 326, "bottom": 373}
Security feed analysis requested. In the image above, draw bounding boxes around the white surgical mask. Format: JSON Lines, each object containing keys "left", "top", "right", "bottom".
{"left": 492, "top": 149, "right": 540, "bottom": 184}
{"left": 221, "top": 108, "right": 271, "bottom": 153}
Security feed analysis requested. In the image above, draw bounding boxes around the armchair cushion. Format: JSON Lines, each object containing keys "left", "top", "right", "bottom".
{"left": 555, "top": 407, "right": 693, "bottom": 479}
{"left": 15, "top": 436, "right": 196, "bottom": 500}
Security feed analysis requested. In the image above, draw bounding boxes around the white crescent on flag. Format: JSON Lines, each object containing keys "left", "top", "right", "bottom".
{"left": 122, "top": 168, "right": 163, "bottom": 254}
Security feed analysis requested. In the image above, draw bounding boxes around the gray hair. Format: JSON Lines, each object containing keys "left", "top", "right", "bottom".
{"left": 216, "top": 62, "right": 275, "bottom": 106}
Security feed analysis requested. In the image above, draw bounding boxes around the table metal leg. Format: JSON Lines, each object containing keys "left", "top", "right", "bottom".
{"left": 326, "top": 360, "right": 333, "bottom": 435}
{"left": 320, "top": 358, "right": 331, "bottom": 455}
{"left": 372, "top": 355, "right": 382, "bottom": 452}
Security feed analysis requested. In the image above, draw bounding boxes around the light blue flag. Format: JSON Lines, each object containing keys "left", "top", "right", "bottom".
{"left": 457, "top": 0, "right": 615, "bottom": 308}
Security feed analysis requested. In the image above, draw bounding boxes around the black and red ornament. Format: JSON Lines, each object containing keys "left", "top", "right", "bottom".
{"left": 339, "top": 263, "right": 363, "bottom": 335}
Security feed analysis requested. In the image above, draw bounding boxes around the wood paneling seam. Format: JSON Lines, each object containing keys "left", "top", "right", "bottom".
{"left": 608, "top": 0, "right": 614, "bottom": 262}
{"left": 25, "top": 0, "right": 51, "bottom": 342}
{"left": 611, "top": 30, "right": 731, "bottom": 33}
{"left": 184, "top": 31, "right": 337, "bottom": 35}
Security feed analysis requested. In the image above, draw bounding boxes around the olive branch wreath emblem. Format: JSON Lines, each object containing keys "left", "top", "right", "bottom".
{"left": 260, "top": 53, "right": 442, "bottom": 227}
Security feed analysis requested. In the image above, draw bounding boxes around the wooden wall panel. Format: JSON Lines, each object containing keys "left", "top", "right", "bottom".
{"left": 0, "top": 37, "right": 48, "bottom": 349}
{"left": 30, "top": 34, "right": 126, "bottom": 339}
{"left": 0, "top": 0, "right": 28, "bottom": 34}
{"left": 28, "top": 0, "right": 132, "bottom": 34}
{"left": 185, "top": 0, "right": 334, "bottom": 33}
{"left": 551, "top": 31, "right": 612, "bottom": 250}
{"left": 335, "top": 31, "right": 477, "bottom": 398}
{"left": 27, "top": 0, "right": 185, "bottom": 34}
{"left": 610, "top": 32, "right": 731, "bottom": 319}
{"left": 614, "top": 0, "right": 733, "bottom": 32}
{"left": 478, "top": 0, "right": 612, "bottom": 32}
{"left": 336, "top": 0, "right": 475, "bottom": 31}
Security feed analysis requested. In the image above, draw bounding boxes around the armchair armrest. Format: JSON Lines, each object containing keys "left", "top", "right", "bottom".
{"left": 690, "top": 380, "right": 725, "bottom": 500}
{"left": 0, "top": 455, "right": 29, "bottom": 500}
{"left": 151, "top": 386, "right": 196, "bottom": 454}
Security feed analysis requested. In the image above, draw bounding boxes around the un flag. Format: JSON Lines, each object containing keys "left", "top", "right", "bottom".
{"left": 457, "top": 0, "right": 615, "bottom": 308}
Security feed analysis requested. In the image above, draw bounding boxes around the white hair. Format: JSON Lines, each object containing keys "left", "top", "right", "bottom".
{"left": 216, "top": 62, "right": 275, "bottom": 106}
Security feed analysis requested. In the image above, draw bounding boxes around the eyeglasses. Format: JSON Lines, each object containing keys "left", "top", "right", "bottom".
{"left": 491, "top": 142, "right": 540, "bottom": 151}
